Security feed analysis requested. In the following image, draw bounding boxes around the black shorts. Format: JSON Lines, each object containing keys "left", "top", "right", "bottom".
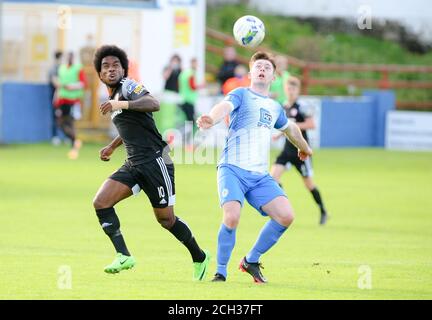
{"left": 275, "top": 151, "right": 314, "bottom": 177}
{"left": 55, "top": 104, "right": 73, "bottom": 118}
{"left": 109, "top": 155, "right": 175, "bottom": 208}
{"left": 180, "top": 102, "right": 195, "bottom": 122}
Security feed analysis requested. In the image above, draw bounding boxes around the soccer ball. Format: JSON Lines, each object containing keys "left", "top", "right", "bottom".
{"left": 233, "top": 15, "right": 265, "bottom": 48}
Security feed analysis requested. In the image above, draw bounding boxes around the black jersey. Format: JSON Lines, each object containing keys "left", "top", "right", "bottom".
{"left": 283, "top": 101, "right": 310, "bottom": 154}
{"left": 164, "top": 68, "right": 181, "bottom": 92}
{"left": 109, "top": 78, "right": 167, "bottom": 165}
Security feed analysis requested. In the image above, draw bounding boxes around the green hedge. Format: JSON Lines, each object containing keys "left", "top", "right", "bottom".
{"left": 206, "top": 4, "right": 432, "bottom": 103}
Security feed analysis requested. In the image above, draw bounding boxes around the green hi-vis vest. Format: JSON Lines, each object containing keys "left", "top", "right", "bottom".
{"left": 270, "top": 70, "right": 291, "bottom": 105}
{"left": 179, "top": 69, "right": 197, "bottom": 105}
{"left": 58, "top": 64, "right": 84, "bottom": 100}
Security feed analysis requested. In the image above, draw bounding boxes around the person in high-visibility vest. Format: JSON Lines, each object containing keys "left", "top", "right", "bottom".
{"left": 270, "top": 55, "right": 290, "bottom": 105}
{"left": 48, "top": 50, "right": 63, "bottom": 145}
{"left": 55, "top": 52, "right": 87, "bottom": 159}
{"left": 178, "top": 58, "right": 204, "bottom": 150}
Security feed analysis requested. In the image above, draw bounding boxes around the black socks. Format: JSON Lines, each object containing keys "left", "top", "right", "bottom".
{"left": 169, "top": 216, "right": 205, "bottom": 263}
{"left": 310, "top": 187, "right": 326, "bottom": 214}
{"left": 96, "top": 207, "right": 130, "bottom": 256}
{"left": 96, "top": 209, "right": 205, "bottom": 262}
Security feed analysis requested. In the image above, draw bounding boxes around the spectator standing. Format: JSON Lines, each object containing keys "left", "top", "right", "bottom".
{"left": 55, "top": 52, "right": 87, "bottom": 159}
{"left": 217, "top": 47, "right": 239, "bottom": 89}
{"left": 48, "top": 50, "right": 63, "bottom": 145}
{"left": 179, "top": 58, "right": 204, "bottom": 150}
{"left": 163, "top": 54, "right": 182, "bottom": 93}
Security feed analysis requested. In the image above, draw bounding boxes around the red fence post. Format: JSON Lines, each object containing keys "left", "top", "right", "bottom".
{"left": 379, "top": 70, "right": 390, "bottom": 89}
{"left": 302, "top": 65, "right": 310, "bottom": 95}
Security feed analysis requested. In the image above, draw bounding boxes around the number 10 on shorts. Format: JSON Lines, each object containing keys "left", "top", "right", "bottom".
{"left": 158, "top": 186, "right": 165, "bottom": 198}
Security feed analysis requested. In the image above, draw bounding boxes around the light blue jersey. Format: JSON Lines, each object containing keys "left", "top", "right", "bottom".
{"left": 219, "top": 87, "right": 290, "bottom": 174}
{"left": 215, "top": 87, "right": 292, "bottom": 277}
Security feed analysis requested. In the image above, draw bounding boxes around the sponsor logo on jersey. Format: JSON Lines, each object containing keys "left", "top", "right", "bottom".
{"left": 258, "top": 108, "right": 272, "bottom": 129}
{"left": 126, "top": 82, "right": 138, "bottom": 95}
{"left": 133, "top": 84, "right": 145, "bottom": 94}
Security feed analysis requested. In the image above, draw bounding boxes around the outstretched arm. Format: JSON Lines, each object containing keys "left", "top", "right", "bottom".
{"left": 99, "top": 94, "right": 160, "bottom": 115}
{"left": 196, "top": 101, "right": 232, "bottom": 130}
{"left": 282, "top": 122, "right": 313, "bottom": 160}
{"left": 99, "top": 135, "right": 123, "bottom": 161}
{"left": 128, "top": 94, "right": 160, "bottom": 112}
{"left": 296, "top": 117, "right": 315, "bottom": 130}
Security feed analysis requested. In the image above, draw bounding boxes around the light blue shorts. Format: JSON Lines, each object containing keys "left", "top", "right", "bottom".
{"left": 217, "top": 164, "right": 286, "bottom": 216}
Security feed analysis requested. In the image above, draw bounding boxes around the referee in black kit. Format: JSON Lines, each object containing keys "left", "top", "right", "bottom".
{"left": 271, "top": 76, "right": 329, "bottom": 225}
{"left": 91, "top": 45, "right": 210, "bottom": 280}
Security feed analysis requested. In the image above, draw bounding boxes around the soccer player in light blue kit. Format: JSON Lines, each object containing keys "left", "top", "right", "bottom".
{"left": 197, "top": 52, "right": 313, "bottom": 283}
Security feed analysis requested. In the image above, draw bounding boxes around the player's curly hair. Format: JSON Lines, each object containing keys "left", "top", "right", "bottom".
{"left": 93, "top": 45, "right": 129, "bottom": 77}
{"left": 249, "top": 51, "right": 276, "bottom": 71}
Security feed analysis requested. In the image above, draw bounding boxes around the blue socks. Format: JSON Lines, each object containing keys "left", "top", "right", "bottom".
{"left": 216, "top": 224, "right": 236, "bottom": 278}
{"left": 216, "top": 220, "right": 288, "bottom": 278}
{"left": 246, "top": 219, "right": 287, "bottom": 263}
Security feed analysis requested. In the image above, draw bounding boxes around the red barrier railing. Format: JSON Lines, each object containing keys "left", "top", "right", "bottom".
{"left": 206, "top": 28, "right": 432, "bottom": 110}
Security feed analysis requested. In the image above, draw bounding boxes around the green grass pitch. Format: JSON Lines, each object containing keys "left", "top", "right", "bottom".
{"left": 0, "top": 143, "right": 431, "bottom": 299}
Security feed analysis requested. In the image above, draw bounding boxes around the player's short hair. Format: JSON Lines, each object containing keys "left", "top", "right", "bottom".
{"left": 287, "top": 76, "right": 301, "bottom": 88}
{"left": 54, "top": 50, "right": 63, "bottom": 60}
{"left": 93, "top": 45, "right": 129, "bottom": 77}
{"left": 249, "top": 52, "right": 276, "bottom": 72}
{"left": 171, "top": 54, "right": 181, "bottom": 62}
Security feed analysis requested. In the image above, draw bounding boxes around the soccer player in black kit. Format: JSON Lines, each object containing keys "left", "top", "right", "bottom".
{"left": 92, "top": 45, "right": 210, "bottom": 280}
{"left": 271, "top": 76, "right": 329, "bottom": 225}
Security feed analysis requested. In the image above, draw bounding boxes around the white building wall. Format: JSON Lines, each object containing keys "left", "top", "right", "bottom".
{"left": 1, "top": 0, "right": 206, "bottom": 91}
{"left": 140, "top": 0, "right": 206, "bottom": 93}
